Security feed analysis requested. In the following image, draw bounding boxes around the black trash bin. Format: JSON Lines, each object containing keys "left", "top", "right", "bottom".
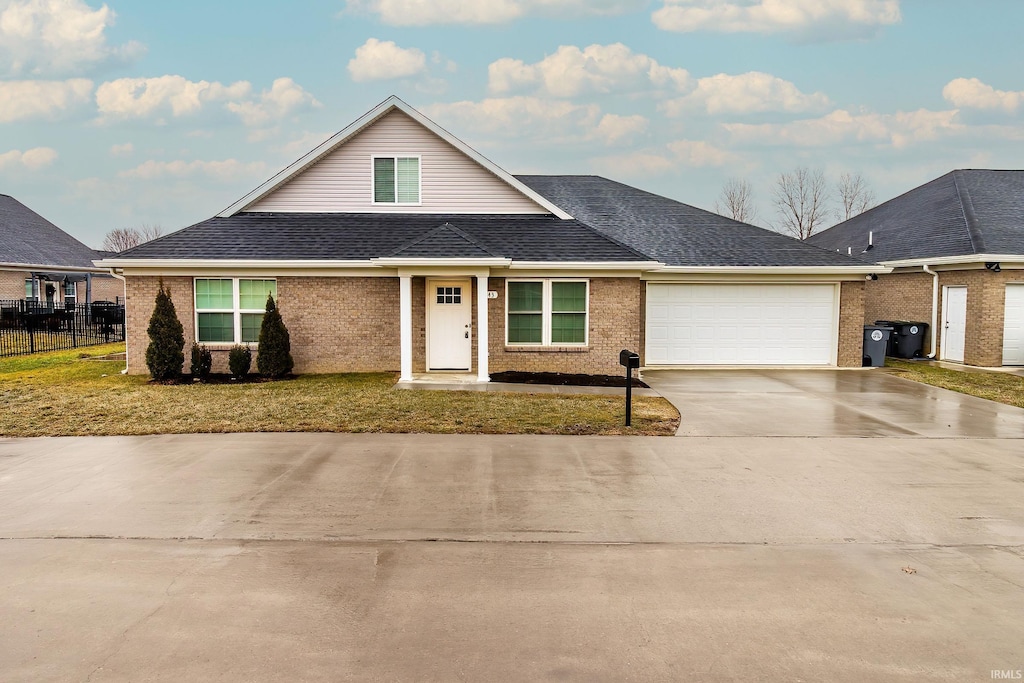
{"left": 863, "top": 325, "right": 893, "bottom": 367}
{"left": 875, "top": 320, "right": 929, "bottom": 359}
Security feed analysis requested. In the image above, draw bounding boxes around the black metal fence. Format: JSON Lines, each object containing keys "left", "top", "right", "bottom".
{"left": 0, "top": 299, "right": 125, "bottom": 358}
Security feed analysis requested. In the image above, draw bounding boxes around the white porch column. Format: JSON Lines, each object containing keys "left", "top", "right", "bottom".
{"left": 476, "top": 274, "right": 490, "bottom": 382}
{"left": 399, "top": 274, "right": 413, "bottom": 381}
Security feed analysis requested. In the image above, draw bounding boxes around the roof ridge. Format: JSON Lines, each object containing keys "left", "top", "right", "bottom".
{"left": 952, "top": 170, "right": 986, "bottom": 254}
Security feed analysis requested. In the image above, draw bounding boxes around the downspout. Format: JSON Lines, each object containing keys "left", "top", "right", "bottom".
{"left": 107, "top": 268, "right": 129, "bottom": 374}
{"left": 923, "top": 264, "right": 938, "bottom": 358}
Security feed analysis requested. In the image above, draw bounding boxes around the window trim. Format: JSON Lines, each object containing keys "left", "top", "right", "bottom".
{"left": 63, "top": 280, "right": 77, "bottom": 304}
{"left": 505, "top": 279, "right": 589, "bottom": 347}
{"left": 370, "top": 154, "right": 423, "bottom": 206}
{"left": 193, "top": 277, "right": 276, "bottom": 346}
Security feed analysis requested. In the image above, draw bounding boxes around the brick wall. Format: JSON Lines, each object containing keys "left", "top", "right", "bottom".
{"left": 837, "top": 280, "right": 866, "bottom": 367}
{"left": 488, "top": 277, "right": 642, "bottom": 375}
{"left": 0, "top": 271, "right": 26, "bottom": 299}
{"left": 125, "top": 276, "right": 194, "bottom": 375}
{"left": 863, "top": 268, "right": 1024, "bottom": 366}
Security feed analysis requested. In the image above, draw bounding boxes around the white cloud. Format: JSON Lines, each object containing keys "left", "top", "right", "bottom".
{"left": 422, "top": 96, "right": 602, "bottom": 141}
{"left": 118, "top": 158, "right": 268, "bottom": 182}
{"left": 0, "top": 0, "right": 144, "bottom": 76}
{"left": 653, "top": 0, "right": 901, "bottom": 40}
{"left": 724, "top": 108, "right": 963, "bottom": 148}
{"left": 108, "top": 142, "right": 132, "bottom": 156}
{"left": 942, "top": 77, "right": 1022, "bottom": 113}
{"left": 225, "top": 77, "right": 321, "bottom": 126}
{"left": 666, "top": 139, "right": 736, "bottom": 166}
{"left": 276, "top": 130, "right": 334, "bottom": 158}
{"left": 95, "top": 75, "right": 318, "bottom": 126}
{"left": 489, "top": 43, "right": 690, "bottom": 97}
{"left": 345, "top": 0, "right": 643, "bottom": 25}
{"left": 348, "top": 38, "right": 427, "bottom": 82}
{"left": 592, "top": 113, "right": 648, "bottom": 145}
{"left": 0, "top": 146, "right": 58, "bottom": 170}
{"left": 0, "top": 77, "right": 91, "bottom": 122}
{"left": 661, "top": 71, "right": 830, "bottom": 115}
{"left": 95, "top": 75, "right": 251, "bottom": 120}
{"left": 593, "top": 139, "right": 735, "bottom": 176}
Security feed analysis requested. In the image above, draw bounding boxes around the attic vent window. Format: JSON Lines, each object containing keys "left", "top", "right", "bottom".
{"left": 373, "top": 156, "right": 420, "bottom": 204}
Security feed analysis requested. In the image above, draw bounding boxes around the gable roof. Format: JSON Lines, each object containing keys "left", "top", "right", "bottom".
{"left": 518, "top": 175, "right": 868, "bottom": 268}
{"left": 807, "top": 169, "right": 1024, "bottom": 262}
{"left": 0, "top": 194, "right": 104, "bottom": 270}
{"left": 219, "top": 95, "right": 571, "bottom": 220}
{"left": 111, "top": 213, "right": 651, "bottom": 264}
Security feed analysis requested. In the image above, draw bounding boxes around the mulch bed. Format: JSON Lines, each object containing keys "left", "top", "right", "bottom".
{"left": 490, "top": 371, "right": 648, "bottom": 388}
{"left": 149, "top": 373, "right": 298, "bottom": 385}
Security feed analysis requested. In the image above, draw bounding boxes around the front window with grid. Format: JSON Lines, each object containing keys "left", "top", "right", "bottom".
{"left": 507, "top": 280, "right": 588, "bottom": 346}
{"left": 63, "top": 281, "right": 77, "bottom": 303}
{"left": 373, "top": 156, "right": 420, "bottom": 204}
{"left": 436, "top": 286, "right": 462, "bottom": 305}
{"left": 194, "top": 278, "right": 276, "bottom": 344}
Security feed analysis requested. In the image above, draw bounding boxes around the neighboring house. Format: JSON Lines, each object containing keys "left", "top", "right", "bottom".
{"left": 0, "top": 194, "right": 124, "bottom": 305}
{"left": 99, "top": 96, "right": 876, "bottom": 379}
{"left": 809, "top": 170, "right": 1024, "bottom": 367}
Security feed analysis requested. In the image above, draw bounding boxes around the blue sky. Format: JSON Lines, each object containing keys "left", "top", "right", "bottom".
{"left": 1, "top": 0, "right": 1022, "bottom": 248}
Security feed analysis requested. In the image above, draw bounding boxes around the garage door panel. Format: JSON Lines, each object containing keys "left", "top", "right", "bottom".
{"left": 1004, "top": 284, "right": 1024, "bottom": 365}
{"left": 646, "top": 283, "right": 837, "bottom": 366}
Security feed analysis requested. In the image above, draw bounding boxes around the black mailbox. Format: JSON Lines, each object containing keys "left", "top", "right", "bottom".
{"left": 619, "top": 349, "right": 640, "bottom": 369}
{"left": 619, "top": 349, "right": 640, "bottom": 427}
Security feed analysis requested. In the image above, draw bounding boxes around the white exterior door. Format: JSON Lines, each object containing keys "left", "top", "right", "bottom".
{"left": 942, "top": 286, "right": 968, "bottom": 363}
{"left": 645, "top": 283, "right": 838, "bottom": 366}
{"left": 427, "top": 279, "right": 472, "bottom": 370}
{"left": 1003, "top": 284, "right": 1024, "bottom": 365}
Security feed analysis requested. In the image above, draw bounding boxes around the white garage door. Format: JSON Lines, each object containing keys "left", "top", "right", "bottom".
{"left": 646, "top": 283, "right": 838, "bottom": 366}
{"left": 1003, "top": 284, "right": 1024, "bottom": 365}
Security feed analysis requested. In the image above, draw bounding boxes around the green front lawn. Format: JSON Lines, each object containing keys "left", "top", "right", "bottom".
{"left": 0, "top": 344, "right": 679, "bottom": 437}
{"left": 886, "top": 359, "right": 1024, "bottom": 409}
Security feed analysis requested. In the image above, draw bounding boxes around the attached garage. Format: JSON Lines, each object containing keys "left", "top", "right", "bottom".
{"left": 1004, "top": 284, "right": 1024, "bottom": 365}
{"left": 645, "top": 283, "right": 839, "bottom": 366}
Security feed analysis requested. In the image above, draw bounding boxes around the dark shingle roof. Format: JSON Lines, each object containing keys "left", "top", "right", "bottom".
{"left": 807, "top": 170, "right": 1024, "bottom": 261}
{"left": 117, "top": 213, "right": 650, "bottom": 262}
{"left": 0, "top": 194, "right": 101, "bottom": 268}
{"left": 517, "top": 175, "right": 865, "bottom": 267}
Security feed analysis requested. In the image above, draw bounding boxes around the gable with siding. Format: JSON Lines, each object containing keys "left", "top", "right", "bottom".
{"left": 248, "top": 110, "right": 548, "bottom": 215}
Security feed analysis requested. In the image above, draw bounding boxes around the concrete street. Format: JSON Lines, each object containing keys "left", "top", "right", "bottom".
{"left": 1, "top": 371, "right": 1023, "bottom": 681}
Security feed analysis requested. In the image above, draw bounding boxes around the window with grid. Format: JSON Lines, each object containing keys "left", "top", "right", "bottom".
{"left": 63, "top": 281, "right": 77, "bottom": 303}
{"left": 506, "top": 280, "right": 588, "bottom": 346}
{"left": 435, "top": 286, "right": 462, "bottom": 305}
{"left": 195, "top": 278, "right": 277, "bottom": 344}
{"left": 373, "top": 156, "right": 420, "bottom": 204}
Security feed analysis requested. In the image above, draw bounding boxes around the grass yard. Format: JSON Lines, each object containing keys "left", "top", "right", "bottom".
{"left": 886, "top": 359, "right": 1024, "bottom": 409}
{"left": 0, "top": 344, "right": 679, "bottom": 437}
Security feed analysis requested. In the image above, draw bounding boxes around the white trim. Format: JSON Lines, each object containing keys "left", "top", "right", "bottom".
{"left": 650, "top": 265, "right": 885, "bottom": 275}
{"left": 370, "top": 154, "right": 422, "bottom": 206}
{"left": 509, "top": 261, "right": 662, "bottom": 270}
{"left": 218, "top": 96, "right": 573, "bottom": 219}
{"left": 476, "top": 274, "right": 489, "bottom": 382}
{"left": 881, "top": 254, "right": 1024, "bottom": 268}
{"left": 96, "top": 259, "right": 377, "bottom": 269}
{"left": 505, "top": 278, "right": 589, "bottom": 348}
{"left": 1, "top": 261, "right": 107, "bottom": 274}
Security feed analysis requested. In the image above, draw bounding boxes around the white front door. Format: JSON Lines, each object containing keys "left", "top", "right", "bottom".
{"left": 427, "top": 279, "right": 472, "bottom": 370}
{"left": 942, "top": 285, "right": 967, "bottom": 363}
{"left": 1003, "top": 284, "right": 1024, "bottom": 365}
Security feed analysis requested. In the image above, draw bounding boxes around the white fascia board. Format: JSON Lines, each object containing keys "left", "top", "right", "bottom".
{"left": 95, "top": 259, "right": 377, "bottom": 270}
{"left": 881, "top": 254, "right": 1024, "bottom": 268}
{"left": 373, "top": 257, "right": 512, "bottom": 268}
{"left": 217, "top": 95, "right": 572, "bottom": 220}
{"left": 2, "top": 261, "right": 108, "bottom": 274}
{"left": 508, "top": 261, "right": 663, "bottom": 270}
{"left": 648, "top": 265, "right": 887, "bottom": 276}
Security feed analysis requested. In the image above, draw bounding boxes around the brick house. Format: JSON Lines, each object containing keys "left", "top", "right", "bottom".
{"left": 0, "top": 194, "right": 124, "bottom": 306}
{"left": 809, "top": 170, "right": 1024, "bottom": 367}
{"left": 100, "top": 96, "right": 876, "bottom": 379}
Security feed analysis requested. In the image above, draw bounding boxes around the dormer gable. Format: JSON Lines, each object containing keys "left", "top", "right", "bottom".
{"left": 222, "top": 96, "right": 569, "bottom": 218}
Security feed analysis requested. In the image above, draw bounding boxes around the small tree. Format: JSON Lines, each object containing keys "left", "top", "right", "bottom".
{"left": 228, "top": 345, "right": 252, "bottom": 379}
{"left": 103, "top": 224, "right": 164, "bottom": 252}
{"left": 190, "top": 343, "right": 213, "bottom": 381}
{"left": 771, "top": 167, "right": 831, "bottom": 240}
{"left": 145, "top": 282, "right": 185, "bottom": 381}
{"left": 714, "top": 177, "right": 758, "bottom": 223}
{"left": 256, "top": 294, "right": 294, "bottom": 378}
{"left": 836, "top": 172, "right": 875, "bottom": 222}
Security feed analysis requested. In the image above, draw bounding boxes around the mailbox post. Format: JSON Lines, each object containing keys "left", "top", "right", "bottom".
{"left": 619, "top": 349, "right": 640, "bottom": 427}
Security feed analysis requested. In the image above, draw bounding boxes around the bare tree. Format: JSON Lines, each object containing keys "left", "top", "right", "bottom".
{"left": 714, "top": 178, "right": 757, "bottom": 223}
{"left": 771, "top": 167, "right": 831, "bottom": 240}
{"left": 836, "top": 172, "right": 875, "bottom": 222}
{"left": 102, "top": 224, "right": 163, "bottom": 252}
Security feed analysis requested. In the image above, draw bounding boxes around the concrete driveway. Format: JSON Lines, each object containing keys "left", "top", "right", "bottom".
{"left": 2, "top": 430, "right": 1023, "bottom": 682}
{"left": 643, "top": 368, "right": 1024, "bottom": 437}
